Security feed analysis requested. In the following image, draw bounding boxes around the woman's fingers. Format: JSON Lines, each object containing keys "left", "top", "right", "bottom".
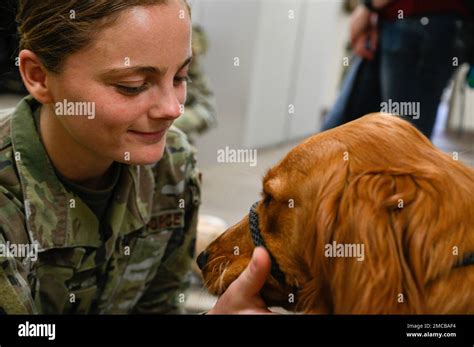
{"left": 207, "top": 247, "right": 278, "bottom": 314}
{"left": 228, "top": 247, "right": 271, "bottom": 297}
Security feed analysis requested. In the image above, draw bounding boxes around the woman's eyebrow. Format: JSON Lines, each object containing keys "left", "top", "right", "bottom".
{"left": 179, "top": 56, "right": 193, "bottom": 70}
{"left": 100, "top": 56, "right": 193, "bottom": 78}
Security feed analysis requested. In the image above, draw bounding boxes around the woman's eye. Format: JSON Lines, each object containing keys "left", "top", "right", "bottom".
{"left": 115, "top": 84, "right": 148, "bottom": 95}
{"left": 174, "top": 75, "right": 192, "bottom": 86}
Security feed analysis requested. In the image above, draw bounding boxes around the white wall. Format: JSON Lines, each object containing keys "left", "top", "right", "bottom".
{"left": 191, "top": 0, "right": 262, "bottom": 158}
{"left": 242, "top": 0, "right": 304, "bottom": 148}
{"left": 191, "top": 0, "right": 350, "bottom": 164}
{"left": 287, "top": 0, "right": 349, "bottom": 140}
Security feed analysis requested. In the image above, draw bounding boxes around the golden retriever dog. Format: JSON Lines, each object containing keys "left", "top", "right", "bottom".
{"left": 198, "top": 113, "right": 474, "bottom": 314}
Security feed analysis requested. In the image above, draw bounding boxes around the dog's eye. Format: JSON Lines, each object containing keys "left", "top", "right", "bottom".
{"left": 263, "top": 194, "right": 272, "bottom": 208}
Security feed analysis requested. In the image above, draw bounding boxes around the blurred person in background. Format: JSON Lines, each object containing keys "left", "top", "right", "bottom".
{"left": 323, "top": 0, "right": 473, "bottom": 139}
{"left": 174, "top": 25, "right": 217, "bottom": 143}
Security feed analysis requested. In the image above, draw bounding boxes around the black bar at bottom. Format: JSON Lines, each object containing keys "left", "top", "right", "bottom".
{"left": 0, "top": 314, "right": 473, "bottom": 345}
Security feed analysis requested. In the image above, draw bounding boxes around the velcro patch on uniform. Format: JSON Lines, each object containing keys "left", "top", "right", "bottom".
{"left": 147, "top": 209, "right": 185, "bottom": 232}
{"left": 0, "top": 271, "right": 29, "bottom": 314}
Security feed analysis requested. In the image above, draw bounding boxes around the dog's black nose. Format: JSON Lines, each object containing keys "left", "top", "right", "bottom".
{"left": 196, "top": 250, "right": 209, "bottom": 270}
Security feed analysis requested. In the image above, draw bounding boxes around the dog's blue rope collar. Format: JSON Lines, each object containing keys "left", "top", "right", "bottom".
{"left": 459, "top": 252, "right": 474, "bottom": 267}
{"left": 249, "top": 202, "right": 298, "bottom": 294}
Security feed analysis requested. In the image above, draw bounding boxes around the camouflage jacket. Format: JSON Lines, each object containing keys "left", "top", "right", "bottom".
{"left": 0, "top": 96, "right": 201, "bottom": 314}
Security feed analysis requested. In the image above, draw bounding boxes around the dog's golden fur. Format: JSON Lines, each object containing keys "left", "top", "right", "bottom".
{"left": 201, "top": 114, "right": 474, "bottom": 313}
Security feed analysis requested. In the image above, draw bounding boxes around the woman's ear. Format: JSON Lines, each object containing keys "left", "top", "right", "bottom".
{"left": 18, "top": 49, "right": 54, "bottom": 104}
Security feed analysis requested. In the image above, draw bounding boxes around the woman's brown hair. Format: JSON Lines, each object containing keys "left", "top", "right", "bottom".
{"left": 17, "top": 0, "right": 191, "bottom": 73}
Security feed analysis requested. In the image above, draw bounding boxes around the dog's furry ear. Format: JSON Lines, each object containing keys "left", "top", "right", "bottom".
{"left": 333, "top": 171, "right": 427, "bottom": 313}
{"left": 304, "top": 168, "right": 466, "bottom": 314}
{"left": 297, "top": 115, "right": 474, "bottom": 314}
{"left": 318, "top": 167, "right": 472, "bottom": 313}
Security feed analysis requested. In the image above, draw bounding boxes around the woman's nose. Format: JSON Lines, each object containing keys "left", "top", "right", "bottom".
{"left": 149, "top": 89, "right": 183, "bottom": 120}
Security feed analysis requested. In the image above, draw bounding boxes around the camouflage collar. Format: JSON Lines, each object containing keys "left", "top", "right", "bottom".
{"left": 10, "top": 96, "right": 153, "bottom": 251}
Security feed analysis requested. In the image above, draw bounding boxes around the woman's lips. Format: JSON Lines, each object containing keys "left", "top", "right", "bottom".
{"left": 128, "top": 128, "right": 167, "bottom": 144}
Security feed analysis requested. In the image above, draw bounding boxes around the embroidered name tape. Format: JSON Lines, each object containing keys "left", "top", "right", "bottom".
{"left": 147, "top": 209, "right": 185, "bottom": 232}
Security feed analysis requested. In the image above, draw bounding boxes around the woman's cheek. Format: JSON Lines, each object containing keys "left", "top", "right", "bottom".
{"left": 98, "top": 106, "right": 137, "bottom": 133}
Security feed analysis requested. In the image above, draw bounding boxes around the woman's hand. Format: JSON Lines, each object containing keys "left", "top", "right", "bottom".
{"left": 207, "top": 247, "right": 275, "bottom": 314}
{"left": 350, "top": 4, "right": 379, "bottom": 60}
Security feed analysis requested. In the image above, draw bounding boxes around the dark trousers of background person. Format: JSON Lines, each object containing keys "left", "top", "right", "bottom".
{"left": 322, "top": 14, "right": 464, "bottom": 140}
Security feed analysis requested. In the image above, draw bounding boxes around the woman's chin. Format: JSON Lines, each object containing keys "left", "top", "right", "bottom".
{"left": 116, "top": 143, "right": 166, "bottom": 166}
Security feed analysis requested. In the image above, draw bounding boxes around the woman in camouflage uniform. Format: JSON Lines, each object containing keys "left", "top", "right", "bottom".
{"left": 0, "top": 0, "right": 276, "bottom": 315}
{"left": 0, "top": 0, "right": 202, "bottom": 314}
